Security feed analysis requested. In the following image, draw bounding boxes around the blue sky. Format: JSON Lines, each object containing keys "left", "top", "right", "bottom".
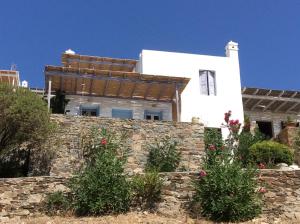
{"left": 0, "top": 0, "right": 299, "bottom": 90}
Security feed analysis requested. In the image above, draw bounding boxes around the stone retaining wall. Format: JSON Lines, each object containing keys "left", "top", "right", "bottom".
{"left": 1, "top": 170, "right": 300, "bottom": 220}
{"left": 30, "top": 115, "right": 204, "bottom": 176}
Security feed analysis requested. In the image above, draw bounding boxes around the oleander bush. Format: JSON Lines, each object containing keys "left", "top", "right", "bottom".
{"left": 249, "top": 140, "right": 294, "bottom": 167}
{"left": 131, "top": 171, "right": 163, "bottom": 211}
{"left": 192, "top": 111, "right": 263, "bottom": 222}
{"left": 70, "top": 128, "right": 131, "bottom": 216}
{"left": 146, "top": 136, "right": 181, "bottom": 172}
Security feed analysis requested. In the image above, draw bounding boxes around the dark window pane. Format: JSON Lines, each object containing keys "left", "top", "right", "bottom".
{"left": 154, "top": 115, "right": 159, "bottom": 120}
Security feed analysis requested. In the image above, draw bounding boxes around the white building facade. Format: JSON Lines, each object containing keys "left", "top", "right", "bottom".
{"left": 45, "top": 41, "right": 244, "bottom": 135}
{"left": 136, "top": 41, "right": 244, "bottom": 133}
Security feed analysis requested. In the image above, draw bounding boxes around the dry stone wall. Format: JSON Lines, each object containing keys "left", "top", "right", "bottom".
{"left": 1, "top": 170, "right": 300, "bottom": 221}
{"left": 32, "top": 115, "right": 204, "bottom": 177}
{"left": 0, "top": 176, "right": 68, "bottom": 220}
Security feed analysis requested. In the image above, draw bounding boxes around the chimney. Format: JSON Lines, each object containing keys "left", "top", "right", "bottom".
{"left": 225, "top": 41, "right": 239, "bottom": 58}
{"left": 65, "top": 49, "right": 75, "bottom": 55}
{"left": 21, "top": 80, "right": 28, "bottom": 88}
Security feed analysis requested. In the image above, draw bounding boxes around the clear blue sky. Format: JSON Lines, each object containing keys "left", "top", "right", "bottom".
{"left": 0, "top": 0, "right": 299, "bottom": 90}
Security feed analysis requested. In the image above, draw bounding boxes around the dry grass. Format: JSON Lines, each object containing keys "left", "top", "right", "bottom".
{"left": 3, "top": 212, "right": 299, "bottom": 224}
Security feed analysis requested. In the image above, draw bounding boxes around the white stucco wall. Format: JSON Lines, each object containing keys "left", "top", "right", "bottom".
{"left": 65, "top": 95, "right": 173, "bottom": 121}
{"left": 137, "top": 41, "right": 244, "bottom": 135}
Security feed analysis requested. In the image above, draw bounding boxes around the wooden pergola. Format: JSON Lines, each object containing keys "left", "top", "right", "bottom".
{"left": 45, "top": 61, "right": 190, "bottom": 121}
{"left": 0, "top": 70, "right": 19, "bottom": 86}
{"left": 61, "top": 53, "right": 137, "bottom": 72}
{"left": 242, "top": 87, "right": 300, "bottom": 114}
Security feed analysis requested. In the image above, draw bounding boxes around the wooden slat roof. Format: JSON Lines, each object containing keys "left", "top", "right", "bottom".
{"left": 242, "top": 87, "right": 300, "bottom": 114}
{"left": 62, "top": 53, "right": 137, "bottom": 72}
{"left": 45, "top": 65, "right": 190, "bottom": 102}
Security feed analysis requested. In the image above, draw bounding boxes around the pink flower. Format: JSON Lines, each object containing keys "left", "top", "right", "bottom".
{"left": 209, "top": 144, "right": 216, "bottom": 151}
{"left": 258, "top": 187, "right": 267, "bottom": 193}
{"left": 258, "top": 163, "right": 265, "bottom": 169}
{"left": 199, "top": 170, "right": 207, "bottom": 178}
{"left": 101, "top": 138, "right": 107, "bottom": 145}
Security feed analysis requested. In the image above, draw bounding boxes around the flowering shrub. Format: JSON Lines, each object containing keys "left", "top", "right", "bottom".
{"left": 70, "top": 128, "right": 131, "bottom": 215}
{"left": 192, "top": 111, "right": 263, "bottom": 222}
{"left": 81, "top": 127, "right": 129, "bottom": 165}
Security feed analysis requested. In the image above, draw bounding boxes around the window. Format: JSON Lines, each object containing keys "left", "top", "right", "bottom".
{"left": 112, "top": 109, "right": 133, "bottom": 119}
{"left": 80, "top": 105, "right": 100, "bottom": 117}
{"left": 144, "top": 110, "right": 163, "bottom": 121}
{"left": 199, "top": 70, "right": 216, "bottom": 96}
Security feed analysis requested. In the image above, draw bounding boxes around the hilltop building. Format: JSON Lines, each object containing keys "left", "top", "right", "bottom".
{"left": 45, "top": 42, "right": 243, "bottom": 136}
{"left": 44, "top": 42, "right": 300, "bottom": 138}
{"left": 0, "top": 69, "right": 20, "bottom": 87}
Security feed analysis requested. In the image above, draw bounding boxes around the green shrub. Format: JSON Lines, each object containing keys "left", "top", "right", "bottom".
{"left": 249, "top": 140, "right": 294, "bottom": 166}
{"left": 193, "top": 160, "right": 262, "bottom": 222}
{"left": 45, "top": 191, "right": 70, "bottom": 215}
{"left": 193, "top": 111, "right": 263, "bottom": 222}
{"left": 131, "top": 171, "right": 163, "bottom": 210}
{"left": 204, "top": 128, "right": 223, "bottom": 151}
{"left": 0, "top": 84, "right": 55, "bottom": 177}
{"left": 237, "top": 130, "right": 265, "bottom": 167}
{"left": 146, "top": 136, "right": 180, "bottom": 172}
{"left": 0, "top": 84, "right": 53, "bottom": 154}
{"left": 70, "top": 128, "right": 131, "bottom": 215}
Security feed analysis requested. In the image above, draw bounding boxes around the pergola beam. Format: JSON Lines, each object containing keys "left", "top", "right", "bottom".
{"left": 74, "top": 78, "right": 78, "bottom": 94}
{"left": 144, "top": 83, "right": 152, "bottom": 99}
{"left": 274, "top": 101, "right": 289, "bottom": 113}
{"left": 262, "top": 100, "right": 276, "bottom": 112}
{"left": 89, "top": 79, "right": 94, "bottom": 95}
{"left": 157, "top": 84, "right": 167, "bottom": 100}
{"left": 286, "top": 102, "right": 300, "bottom": 113}
{"left": 250, "top": 90, "right": 272, "bottom": 110}
{"left": 262, "top": 90, "right": 285, "bottom": 112}
{"left": 103, "top": 80, "right": 109, "bottom": 96}
{"left": 116, "top": 82, "right": 123, "bottom": 97}
{"left": 243, "top": 98, "right": 251, "bottom": 107}
{"left": 242, "top": 94, "right": 300, "bottom": 104}
{"left": 130, "top": 83, "right": 137, "bottom": 98}
{"left": 45, "top": 71, "right": 184, "bottom": 86}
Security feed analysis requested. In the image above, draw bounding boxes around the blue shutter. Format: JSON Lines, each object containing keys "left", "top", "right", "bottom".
{"left": 112, "top": 109, "right": 133, "bottom": 119}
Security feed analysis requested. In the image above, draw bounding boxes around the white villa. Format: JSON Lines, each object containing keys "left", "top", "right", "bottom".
{"left": 0, "top": 40, "right": 291, "bottom": 139}
{"left": 44, "top": 41, "right": 245, "bottom": 136}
